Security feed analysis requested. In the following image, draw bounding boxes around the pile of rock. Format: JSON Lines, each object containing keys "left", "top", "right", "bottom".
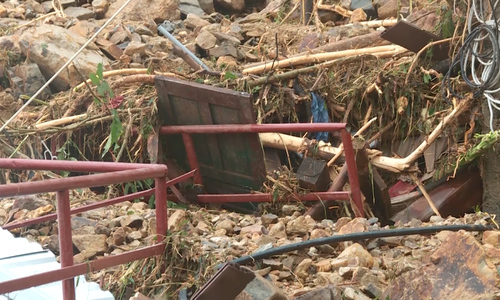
{"left": 3, "top": 195, "right": 500, "bottom": 299}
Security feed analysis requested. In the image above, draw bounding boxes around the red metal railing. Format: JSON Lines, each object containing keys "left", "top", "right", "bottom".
{"left": 159, "top": 123, "right": 364, "bottom": 217}
{"left": 0, "top": 159, "right": 172, "bottom": 300}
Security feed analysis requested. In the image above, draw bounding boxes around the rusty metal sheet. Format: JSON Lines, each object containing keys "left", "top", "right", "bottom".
{"left": 381, "top": 20, "right": 449, "bottom": 60}
{"left": 391, "top": 168, "right": 482, "bottom": 223}
{"left": 155, "top": 76, "right": 266, "bottom": 194}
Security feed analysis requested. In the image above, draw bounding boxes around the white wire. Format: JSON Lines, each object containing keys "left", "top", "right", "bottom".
{"left": 0, "top": 0, "right": 134, "bottom": 133}
{"left": 468, "top": 0, "right": 500, "bottom": 131}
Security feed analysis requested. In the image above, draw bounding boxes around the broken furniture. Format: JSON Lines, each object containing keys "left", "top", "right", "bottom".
{"left": 154, "top": 76, "right": 365, "bottom": 217}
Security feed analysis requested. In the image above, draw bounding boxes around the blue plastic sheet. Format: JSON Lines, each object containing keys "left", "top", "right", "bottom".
{"left": 310, "top": 92, "right": 329, "bottom": 142}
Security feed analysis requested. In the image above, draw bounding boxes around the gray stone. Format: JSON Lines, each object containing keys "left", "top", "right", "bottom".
{"left": 64, "top": 6, "right": 94, "bottom": 20}
{"left": 235, "top": 274, "right": 288, "bottom": 300}
{"left": 210, "top": 31, "right": 241, "bottom": 47}
{"left": 343, "top": 287, "right": 371, "bottom": 300}
{"left": 18, "top": 24, "right": 109, "bottom": 91}
{"left": 7, "top": 63, "right": 51, "bottom": 99}
{"left": 60, "top": 0, "right": 76, "bottom": 8}
{"left": 72, "top": 234, "right": 108, "bottom": 254}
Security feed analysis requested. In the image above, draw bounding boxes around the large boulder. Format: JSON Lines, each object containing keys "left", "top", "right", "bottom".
{"left": 18, "top": 24, "right": 109, "bottom": 91}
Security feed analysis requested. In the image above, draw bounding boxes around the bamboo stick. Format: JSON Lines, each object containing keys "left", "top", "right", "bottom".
{"left": 242, "top": 45, "right": 407, "bottom": 75}
{"left": 35, "top": 113, "right": 88, "bottom": 130}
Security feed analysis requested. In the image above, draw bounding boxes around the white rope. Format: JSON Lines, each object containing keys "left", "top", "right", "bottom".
{"left": 0, "top": 0, "right": 135, "bottom": 133}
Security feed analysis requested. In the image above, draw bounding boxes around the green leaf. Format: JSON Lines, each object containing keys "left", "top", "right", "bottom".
{"left": 102, "top": 110, "right": 123, "bottom": 157}
{"left": 96, "top": 63, "right": 104, "bottom": 80}
{"left": 89, "top": 73, "right": 100, "bottom": 86}
{"left": 224, "top": 71, "right": 238, "bottom": 80}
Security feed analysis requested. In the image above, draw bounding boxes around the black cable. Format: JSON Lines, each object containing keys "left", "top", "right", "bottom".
{"left": 230, "top": 224, "right": 495, "bottom": 265}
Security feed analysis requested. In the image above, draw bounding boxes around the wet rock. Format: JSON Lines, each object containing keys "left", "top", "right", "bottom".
{"left": 123, "top": 41, "right": 146, "bottom": 56}
{"left": 337, "top": 243, "right": 373, "bottom": 268}
{"left": 8, "top": 63, "right": 51, "bottom": 99}
{"left": 236, "top": 274, "right": 288, "bottom": 300}
{"left": 482, "top": 230, "right": 500, "bottom": 247}
{"left": 64, "top": 6, "right": 94, "bottom": 20}
{"left": 19, "top": 24, "right": 109, "bottom": 91}
{"left": 45, "top": 234, "right": 60, "bottom": 254}
{"left": 113, "top": 227, "right": 127, "bottom": 246}
{"left": 294, "top": 258, "right": 312, "bottom": 279}
{"left": 196, "top": 30, "right": 217, "bottom": 50}
{"left": 73, "top": 234, "right": 108, "bottom": 254}
{"left": 282, "top": 205, "right": 300, "bottom": 216}
{"left": 184, "top": 13, "right": 210, "bottom": 30}
{"left": 106, "top": 0, "right": 180, "bottom": 24}
{"left": 120, "top": 214, "right": 143, "bottom": 229}
{"left": 384, "top": 232, "right": 500, "bottom": 299}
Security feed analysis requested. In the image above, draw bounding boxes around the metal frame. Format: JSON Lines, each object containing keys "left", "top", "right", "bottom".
{"left": 159, "top": 123, "right": 364, "bottom": 217}
{"left": 0, "top": 159, "right": 170, "bottom": 299}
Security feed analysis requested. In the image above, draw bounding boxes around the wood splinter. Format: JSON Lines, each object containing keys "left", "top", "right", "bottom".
{"left": 409, "top": 172, "right": 442, "bottom": 217}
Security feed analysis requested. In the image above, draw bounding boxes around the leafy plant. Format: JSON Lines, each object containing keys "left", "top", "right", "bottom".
{"left": 89, "top": 63, "right": 114, "bottom": 103}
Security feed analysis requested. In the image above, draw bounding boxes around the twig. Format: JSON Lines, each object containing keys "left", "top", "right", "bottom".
{"left": 279, "top": 1, "right": 300, "bottom": 24}
{"left": 409, "top": 172, "right": 441, "bottom": 217}
{"left": 14, "top": 12, "right": 58, "bottom": 30}
{"left": 115, "top": 108, "right": 134, "bottom": 162}
{"left": 404, "top": 37, "right": 459, "bottom": 84}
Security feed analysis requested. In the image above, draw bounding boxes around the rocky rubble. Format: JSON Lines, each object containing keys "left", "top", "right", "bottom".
{"left": 3, "top": 195, "right": 500, "bottom": 299}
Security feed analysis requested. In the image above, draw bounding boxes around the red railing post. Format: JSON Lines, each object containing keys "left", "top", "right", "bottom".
{"left": 155, "top": 177, "right": 168, "bottom": 244}
{"left": 340, "top": 129, "right": 364, "bottom": 217}
{"left": 56, "top": 189, "right": 75, "bottom": 300}
{"left": 181, "top": 133, "right": 203, "bottom": 185}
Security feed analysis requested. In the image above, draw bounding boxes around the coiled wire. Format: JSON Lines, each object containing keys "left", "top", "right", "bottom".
{"left": 443, "top": 0, "right": 500, "bottom": 131}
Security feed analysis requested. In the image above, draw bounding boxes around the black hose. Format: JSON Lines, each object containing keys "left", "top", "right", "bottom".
{"left": 230, "top": 224, "right": 495, "bottom": 266}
